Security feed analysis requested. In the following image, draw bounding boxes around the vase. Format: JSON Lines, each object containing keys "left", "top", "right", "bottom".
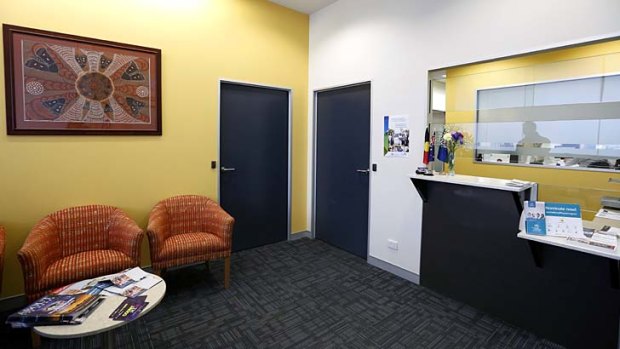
{"left": 447, "top": 151, "right": 456, "bottom": 175}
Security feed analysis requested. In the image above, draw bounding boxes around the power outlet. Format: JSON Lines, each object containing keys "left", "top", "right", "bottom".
{"left": 388, "top": 239, "right": 399, "bottom": 250}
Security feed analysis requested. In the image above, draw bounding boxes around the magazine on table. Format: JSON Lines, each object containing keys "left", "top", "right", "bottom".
{"left": 53, "top": 267, "right": 155, "bottom": 297}
{"left": 52, "top": 279, "right": 92, "bottom": 295}
{"left": 109, "top": 296, "right": 149, "bottom": 321}
{"left": 54, "top": 279, "right": 114, "bottom": 296}
{"left": 109, "top": 267, "right": 150, "bottom": 288}
{"left": 6, "top": 294, "right": 103, "bottom": 328}
{"left": 105, "top": 275, "right": 161, "bottom": 298}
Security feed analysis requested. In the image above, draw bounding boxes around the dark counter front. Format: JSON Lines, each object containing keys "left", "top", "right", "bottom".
{"left": 411, "top": 176, "right": 620, "bottom": 349}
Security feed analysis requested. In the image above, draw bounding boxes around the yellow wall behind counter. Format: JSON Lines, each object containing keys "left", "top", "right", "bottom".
{"left": 446, "top": 40, "right": 620, "bottom": 218}
{"left": 0, "top": 0, "right": 309, "bottom": 298}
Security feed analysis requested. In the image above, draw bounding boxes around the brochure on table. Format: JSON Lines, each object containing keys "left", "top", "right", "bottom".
{"left": 54, "top": 267, "right": 161, "bottom": 298}
{"left": 109, "top": 295, "right": 149, "bottom": 322}
{"left": 521, "top": 201, "right": 617, "bottom": 250}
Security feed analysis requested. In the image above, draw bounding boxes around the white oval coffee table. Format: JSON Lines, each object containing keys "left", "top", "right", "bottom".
{"left": 34, "top": 274, "right": 166, "bottom": 348}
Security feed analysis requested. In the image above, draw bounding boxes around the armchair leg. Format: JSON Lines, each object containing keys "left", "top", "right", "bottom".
{"left": 224, "top": 256, "right": 231, "bottom": 289}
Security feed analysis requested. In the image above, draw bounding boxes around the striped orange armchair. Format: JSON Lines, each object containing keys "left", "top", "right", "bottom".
{"left": 18, "top": 205, "right": 144, "bottom": 302}
{"left": 147, "top": 195, "right": 234, "bottom": 288}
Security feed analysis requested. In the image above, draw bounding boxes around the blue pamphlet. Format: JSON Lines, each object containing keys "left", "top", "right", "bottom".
{"left": 524, "top": 201, "right": 546, "bottom": 235}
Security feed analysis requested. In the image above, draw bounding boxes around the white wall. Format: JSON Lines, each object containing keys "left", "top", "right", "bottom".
{"left": 308, "top": 0, "right": 620, "bottom": 276}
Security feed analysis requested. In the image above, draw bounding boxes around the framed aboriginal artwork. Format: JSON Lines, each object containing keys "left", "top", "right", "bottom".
{"left": 2, "top": 24, "right": 162, "bottom": 135}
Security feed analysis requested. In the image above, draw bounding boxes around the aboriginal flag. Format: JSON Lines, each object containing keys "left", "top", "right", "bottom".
{"left": 423, "top": 125, "right": 430, "bottom": 164}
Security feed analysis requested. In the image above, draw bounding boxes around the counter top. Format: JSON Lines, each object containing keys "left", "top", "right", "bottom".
{"left": 517, "top": 218, "right": 620, "bottom": 260}
{"left": 517, "top": 231, "right": 620, "bottom": 260}
{"left": 410, "top": 173, "right": 535, "bottom": 192}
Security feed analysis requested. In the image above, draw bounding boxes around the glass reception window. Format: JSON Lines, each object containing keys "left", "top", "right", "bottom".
{"left": 430, "top": 39, "right": 620, "bottom": 219}
{"left": 475, "top": 73, "right": 620, "bottom": 171}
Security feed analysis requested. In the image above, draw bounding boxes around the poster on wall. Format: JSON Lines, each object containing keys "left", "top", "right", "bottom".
{"left": 3, "top": 24, "right": 162, "bottom": 135}
{"left": 383, "top": 115, "right": 410, "bottom": 157}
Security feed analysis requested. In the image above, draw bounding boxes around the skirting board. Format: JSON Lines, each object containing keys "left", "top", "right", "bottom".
{"left": 367, "top": 256, "right": 420, "bottom": 285}
{"left": 289, "top": 230, "right": 312, "bottom": 241}
{"left": 0, "top": 294, "right": 27, "bottom": 312}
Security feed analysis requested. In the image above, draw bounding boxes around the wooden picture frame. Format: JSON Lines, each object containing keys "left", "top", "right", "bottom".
{"left": 3, "top": 24, "right": 162, "bottom": 135}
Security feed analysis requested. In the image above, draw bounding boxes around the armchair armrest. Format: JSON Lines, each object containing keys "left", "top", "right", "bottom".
{"left": 146, "top": 203, "right": 170, "bottom": 261}
{"left": 17, "top": 217, "right": 61, "bottom": 296}
{"left": 108, "top": 209, "right": 144, "bottom": 264}
{"left": 0, "top": 225, "right": 5, "bottom": 250}
{"left": 205, "top": 201, "right": 235, "bottom": 250}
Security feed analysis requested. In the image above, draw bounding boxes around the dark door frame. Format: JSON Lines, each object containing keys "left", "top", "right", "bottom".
{"left": 312, "top": 81, "right": 373, "bottom": 259}
{"left": 218, "top": 79, "right": 292, "bottom": 240}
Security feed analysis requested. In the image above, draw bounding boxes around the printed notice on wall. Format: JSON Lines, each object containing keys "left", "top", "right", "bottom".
{"left": 383, "top": 115, "right": 410, "bottom": 157}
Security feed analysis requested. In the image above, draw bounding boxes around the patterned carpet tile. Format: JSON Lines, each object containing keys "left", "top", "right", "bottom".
{"left": 144, "top": 238, "right": 563, "bottom": 349}
{"left": 0, "top": 238, "right": 563, "bottom": 349}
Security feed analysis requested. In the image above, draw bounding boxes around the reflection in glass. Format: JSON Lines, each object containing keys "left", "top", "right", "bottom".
{"left": 516, "top": 121, "right": 550, "bottom": 165}
{"left": 474, "top": 73, "right": 620, "bottom": 171}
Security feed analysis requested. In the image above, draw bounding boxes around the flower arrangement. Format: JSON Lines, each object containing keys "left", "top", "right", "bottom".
{"left": 438, "top": 129, "right": 468, "bottom": 175}
{"left": 443, "top": 131, "right": 465, "bottom": 154}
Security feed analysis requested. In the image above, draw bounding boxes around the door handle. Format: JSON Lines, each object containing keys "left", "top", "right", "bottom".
{"left": 356, "top": 169, "right": 370, "bottom": 174}
{"left": 221, "top": 166, "right": 236, "bottom": 172}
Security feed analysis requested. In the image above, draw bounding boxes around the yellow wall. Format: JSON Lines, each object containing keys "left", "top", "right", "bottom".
{"left": 0, "top": 0, "right": 309, "bottom": 298}
{"left": 446, "top": 40, "right": 620, "bottom": 219}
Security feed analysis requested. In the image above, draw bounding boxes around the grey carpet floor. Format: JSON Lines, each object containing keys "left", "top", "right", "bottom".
{"left": 0, "top": 238, "right": 563, "bottom": 348}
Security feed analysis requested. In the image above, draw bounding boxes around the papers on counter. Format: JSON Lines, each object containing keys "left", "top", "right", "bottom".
{"left": 506, "top": 179, "right": 532, "bottom": 188}
{"left": 596, "top": 208, "right": 620, "bottom": 221}
{"left": 520, "top": 202, "right": 619, "bottom": 251}
{"left": 600, "top": 225, "right": 620, "bottom": 237}
{"left": 568, "top": 227, "right": 618, "bottom": 250}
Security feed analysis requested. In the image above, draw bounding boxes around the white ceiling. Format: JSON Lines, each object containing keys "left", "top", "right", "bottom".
{"left": 269, "top": 0, "right": 338, "bottom": 14}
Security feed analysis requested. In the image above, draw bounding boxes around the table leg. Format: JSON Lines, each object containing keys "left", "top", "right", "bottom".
{"left": 102, "top": 330, "right": 115, "bottom": 349}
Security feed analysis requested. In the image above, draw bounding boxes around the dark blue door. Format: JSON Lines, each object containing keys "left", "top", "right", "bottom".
{"left": 315, "top": 83, "right": 370, "bottom": 258}
{"left": 220, "top": 82, "right": 289, "bottom": 251}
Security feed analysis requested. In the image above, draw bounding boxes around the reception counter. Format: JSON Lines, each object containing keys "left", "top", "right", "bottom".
{"left": 411, "top": 174, "right": 620, "bottom": 349}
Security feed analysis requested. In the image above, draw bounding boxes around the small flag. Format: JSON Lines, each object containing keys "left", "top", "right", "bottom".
{"left": 423, "top": 125, "right": 430, "bottom": 164}
{"left": 437, "top": 131, "right": 448, "bottom": 162}
{"left": 437, "top": 145, "right": 449, "bottom": 162}
{"left": 428, "top": 132, "right": 435, "bottom": 162}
